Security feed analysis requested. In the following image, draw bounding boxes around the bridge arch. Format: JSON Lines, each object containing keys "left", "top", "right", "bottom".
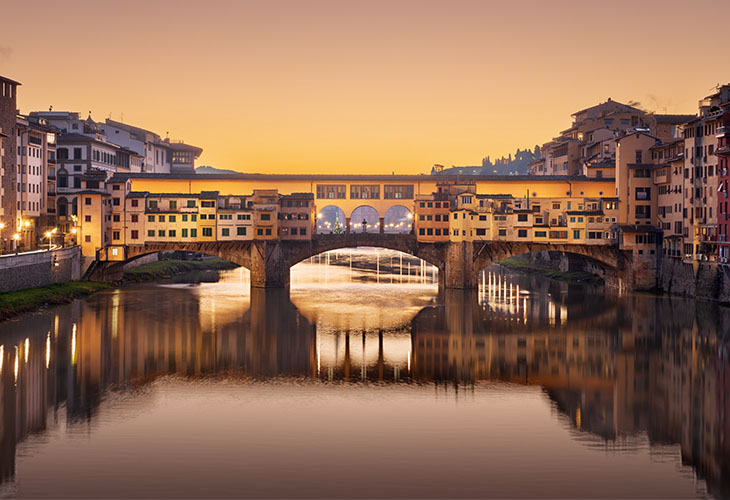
{"left": 471, "top": 242, "right": 630, "bottom": 288}
{"left": 349, "top": 205, "right": 380, "bottom": 233}
{"left": 282, "top": 234, "right": 445, "bottom": 273}
{"left": 383, "top": 205, "right": 413, "bottom": 234}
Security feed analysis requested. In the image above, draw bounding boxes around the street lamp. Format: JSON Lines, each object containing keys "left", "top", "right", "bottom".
{"left": 12, "top": 233, "right": 20, "bottom": 254}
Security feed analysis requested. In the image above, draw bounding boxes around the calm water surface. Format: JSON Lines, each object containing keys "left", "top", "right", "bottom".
{"left": 0, "top": 251, "right": 728, "bottom": 499}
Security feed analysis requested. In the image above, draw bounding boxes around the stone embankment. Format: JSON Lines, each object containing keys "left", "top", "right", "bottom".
{"left": 660, "top": 259, "right": 730, "bottom": 303}
{"left": 0, "top": 246, "right": 81, "bottom": 293}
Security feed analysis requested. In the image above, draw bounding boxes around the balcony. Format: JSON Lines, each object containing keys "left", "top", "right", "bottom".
{"left": 717, "top": 126, "right": 730, "bottom": 138}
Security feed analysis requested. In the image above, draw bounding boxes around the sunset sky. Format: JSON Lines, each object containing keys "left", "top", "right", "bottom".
{"left": 2, "top": 0, "right": 730, "bottom": 174}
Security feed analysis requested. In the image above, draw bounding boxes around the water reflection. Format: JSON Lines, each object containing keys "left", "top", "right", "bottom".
{"left": 0, "top": 264, "right": 728, "bottom": 498}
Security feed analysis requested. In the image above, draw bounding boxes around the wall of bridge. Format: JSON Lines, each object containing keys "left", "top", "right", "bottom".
{"left": 91, "top": 235, "right": 655, "bottom": 291}
{"left": 128, "top": 175, "right": 615, "bottom": 220}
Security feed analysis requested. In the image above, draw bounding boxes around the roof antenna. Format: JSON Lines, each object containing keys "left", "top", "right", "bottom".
{"left": 49, "top": 105, "right": 53, "bottom": 112}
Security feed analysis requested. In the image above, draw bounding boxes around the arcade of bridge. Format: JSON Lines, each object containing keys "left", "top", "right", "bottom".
{"left": 125, "top": 173, "right": 616, "bottom": 220}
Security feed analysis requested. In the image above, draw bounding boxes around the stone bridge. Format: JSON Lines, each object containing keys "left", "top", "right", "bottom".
{"left": 91, "top": 234, "right": 652, "bottom": 290}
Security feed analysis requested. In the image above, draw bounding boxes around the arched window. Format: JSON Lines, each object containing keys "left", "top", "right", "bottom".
{"left": 57, "top": 169, "right": 68, "bottom": 188}
{"left": 57, "top": 197, "right": 68, "bottom": 217}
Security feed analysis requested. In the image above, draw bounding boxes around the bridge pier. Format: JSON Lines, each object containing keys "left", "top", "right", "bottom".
{"left": 442, "top": 241, "right": 478, "bottom": 289}
{"left": 345, "top": 217, "right": 351, "bottom": 234}
{"left": 249, "top": 241, "right": 290, "bottom": 288}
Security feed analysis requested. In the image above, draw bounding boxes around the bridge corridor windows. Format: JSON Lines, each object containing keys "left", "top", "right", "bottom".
{"left": 316, "top": 184, "right": 346, "bottom": 199}
{"left": 383, "top": 185, "right": 414, "bottom": 200}
{"left": 350, "top": 184, "right": 380, "bottom": 200}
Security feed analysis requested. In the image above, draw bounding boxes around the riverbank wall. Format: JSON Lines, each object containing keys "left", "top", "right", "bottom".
{"left": 0, "top": 246, "right": 81, "bottom": 293}
{"left": 659, "top": 259, "right": 730, "bottom": 303}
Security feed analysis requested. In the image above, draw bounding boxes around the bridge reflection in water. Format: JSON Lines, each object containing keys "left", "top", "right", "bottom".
{"left": 0, "top": 265, "right": 728, "bottom": 497}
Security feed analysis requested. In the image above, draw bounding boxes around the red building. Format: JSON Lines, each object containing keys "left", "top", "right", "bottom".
{"left": 717, "top": 103, "right": 730, "bottom": 263}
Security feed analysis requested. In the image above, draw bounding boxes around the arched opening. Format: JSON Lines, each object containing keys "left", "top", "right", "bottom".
{"left": 474, "top": 250, "right": 618, "bottom": 323}
{"left": 289, "top": 247, "right": 439, "bottom": 337}
{"left": 57, "top": 196, "right": 68, "bottom": 217}
{"left": 316, "top": 205, "right": 346, "bottom": 234}
{"left": 290, "top": 246, "right": 439, "bottom": 287}
{"left": 350, "top": 206, "right": 380, "bottom": 233}
{"left": 383, "top": 205, "right": 413, "bottom": 234}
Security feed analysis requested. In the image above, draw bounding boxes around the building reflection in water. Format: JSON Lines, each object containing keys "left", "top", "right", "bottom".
{"left": 0, "top": 264, "right": 727, "bottom": 497}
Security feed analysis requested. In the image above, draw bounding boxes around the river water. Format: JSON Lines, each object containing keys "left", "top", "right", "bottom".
{"left": 0, "top": 250, "right": 728, "bottom": 499}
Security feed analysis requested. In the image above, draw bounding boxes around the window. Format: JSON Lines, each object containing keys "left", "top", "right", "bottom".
{"left": 549, "top": 230, "right": 568, "bottom": 239}
{"left": 257, "top": 228, "right": 264, "bottom": 236}
{"left": 169, "top": 215, "right": 176, "bottom": 223}
{"left": 498, "top": 229, "right": 507, "bottom": 236}
{"left": 316, "top": 184, "right": 346, "bottom": 199}
{"left": 84, "top": 235, "right": 91, "bottom": 243}
{"left": 149, "top": 200, "right": 158, "bottom": 209}
{"left": 350, "top": 185, "right": 380, "bottom": 199}
{"left": 190, "top": 229, "right": 197, "bottom": 238}
{"left": 84, "top": 215, "right": 91, "bottom": 222}
{"left": 169, "top": 200, "right": 177, "bottom": 210}
{"left": 113, "top": 231, "right": 120, "bottom": 240}
{"left": 383, "top": 185, "right": 414, "bottom": 199}
{"left": 261, "top": 213, "right": 271, "bottom": 221}
{"left": 200, "top": 214, "right": 207, "bottom": 220}
{"left": 148, "top": 230, "right": 155, "bottom": 237}
{"left": 191, "top": 214, "right": 197, "bottom": 222}
{"left": 131, "top": 199, "right": 139, "bottom": 207}
{"left": 73, "top": 147, "right": 82, "bottom": 160}
{"left": 265, "top": 228, "right": 272, "bottom": 236}
{"left": 237, "top": 227, "right": 247, "bottom": 236}
{"left": 573, "top": 230, "right": 581, "bottom": 239}
{"left": 148, "top": 215, "right": 155, "bottom": 222}
{"left": 419, "top": 228, "right": 425, "bottom": 236}
{"left": 517, "top": 214, "right": 528, "bottom": 222}
{"left": 237, "top": 213, "right": 251, "bottom": 220}
{"left": 113, "top": 214, "right": 120, "bottom": 222}
{"left": 635, "top": 187, "right": 651, "bottom": 200}
{"left": 131, "top": 230, "right": 139, "bottom": 240}
{"left": 535, "top": 231, "right": 547, "bottom": 238}
{"left": 460, "top": 195, "right": 473, "bottom": 205}
{"left": 85, "top": 197, "right": 92, "bottom": 205}
{"left": 203, "top": 227, "right": 213, "bottom": 237}
{"left": 300, "top": 227, "right": 306, "bottom": 236}
{"left": 159, "top": 215, "right": 165, "bottom": 222}
{"left": 518, "top": 229, "right": 527, "bottom": 238}
{"left": 112, "top": 198, "right": 120, "bottom": 206}
{"left": 182, "top": 228, "right": 188, "bottom": 238}
{"left": 187, "top": 200, "right": 196, "bottom": 208}
{"left": 475, "top": 228, "right": 486, "bottom": 236}
{"left": 158, "top": 230, "right": 165, "bottom": 237}
{"left": 201, "top": 201, "right": 215, "bottom": 207}
{"left": 222, "top": 228, "right": 230, "bottom": 237}
{"left": 635, "top": 205, "right": 651, "bottom": 219}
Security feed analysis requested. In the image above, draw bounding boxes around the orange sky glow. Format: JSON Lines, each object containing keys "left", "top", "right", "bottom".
{"left": 2, "top": 0, "right": 730, "bottom": 174}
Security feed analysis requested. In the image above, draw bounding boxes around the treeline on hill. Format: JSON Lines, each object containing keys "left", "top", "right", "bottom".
{"left": 481, "top": 146, "right": 541, "bottom": 175}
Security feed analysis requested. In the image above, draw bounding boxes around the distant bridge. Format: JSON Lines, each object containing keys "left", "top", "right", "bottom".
{"left": 90, "top": 233, "right": 650, "bottom": 289}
